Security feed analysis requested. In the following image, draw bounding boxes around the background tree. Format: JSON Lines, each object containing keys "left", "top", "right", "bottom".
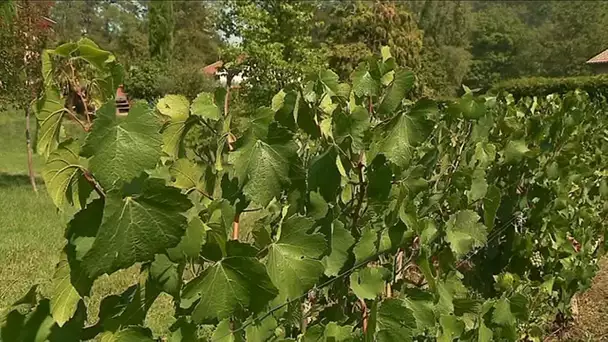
{"left": 409, "top": 0, "right": 473, "bottom": 97}
{"left": 148, "top": 0, "right": 174, "bottom": 63}
{"left": 0, "top": 0, "right": 54, "bottom": 191}
{"left": 219, "top": 0, "right": 327, "bottom": 105}
{"left": 320, "top": 1, "right": 423, "bottom": 83}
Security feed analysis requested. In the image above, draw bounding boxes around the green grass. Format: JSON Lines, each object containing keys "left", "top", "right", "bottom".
{"left": 0, "top": 109, "right": 174, "bottom": 337}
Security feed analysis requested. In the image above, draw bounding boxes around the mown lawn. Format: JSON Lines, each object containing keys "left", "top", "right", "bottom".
{"left": 0, "top": 109, "right": 173, "bottom": 337}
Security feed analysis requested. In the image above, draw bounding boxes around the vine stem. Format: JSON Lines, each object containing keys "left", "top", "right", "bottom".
{"left": 360, "top": 299, "right": 369, "bottom": 334}
{"left": 82, "top": 169, "right": 105, "bottom": 198}
{"left": 232, "top": 213, "right": 240, "bottom": 240}
{"left": 351, "top": 154, "right": 366, "bottom": 234}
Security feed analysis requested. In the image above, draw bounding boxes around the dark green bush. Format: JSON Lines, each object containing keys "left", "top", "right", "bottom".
{"left": 491, "top": 74, "right": 608, "bottom": 98}
{"left": 124, "top": 60, "right": 217, "bottom": 102}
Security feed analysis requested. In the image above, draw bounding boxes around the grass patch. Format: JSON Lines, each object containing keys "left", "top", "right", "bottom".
{"left": 0, "top": 109, "right": 174, "bottom": 336}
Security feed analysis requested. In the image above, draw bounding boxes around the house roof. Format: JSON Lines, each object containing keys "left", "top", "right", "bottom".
{"left": 587, "top": 49, "right": 608, "bottom": 64}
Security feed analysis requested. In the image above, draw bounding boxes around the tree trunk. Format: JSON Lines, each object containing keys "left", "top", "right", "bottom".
{"left": 25, "top": 104, "right": 38, "bottom": 193}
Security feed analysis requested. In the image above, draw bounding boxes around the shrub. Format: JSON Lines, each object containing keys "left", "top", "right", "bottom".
{"left": 491, "top": 74, "right": 608, "bottom": 98}
{"left": 124, "top": 59, "right": 216, "bottom": 102}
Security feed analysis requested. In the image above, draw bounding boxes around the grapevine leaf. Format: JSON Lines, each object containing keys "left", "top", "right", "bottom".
{"left": 471, "top": 142, "right": 496, "bottom": 168}
{"left": 35, "top": 86, "right": 66, "bottom": 157}
{"left": 191, "top": 92, "right": 220, "bottom": 120}
{"left": 229, "top": 138, "right": 296, "bottom": 206}
{"left": 212, "top": 319, "right": 244, "bottom": 342}
{"left": 95, "top": 283, "right": 159, "bottom": 332}
{"left": 42, "top": 140, "right": 92, "bottom": 209}
{"left": 369, "top": 111, "right": 433, "bottom": 168}
{"left": 353, "top": 226, "right": 377, "bottom": 263}
{"left": 149, "top": 254, "right": 180, "bottom": 297}
{"left": 308, "top": 147, "right": 341, "bottom": 202}
{"left": 322, "top": 220, "right": 355, "bottom": 276}
{"left": 468, "top": 169, "right": 488, "bottom": 204}
{"left": 49, "top": 257, "right": 81, "bottom": 327}
{"left": 376, "top": 298, "right": 416, "bottom": 342}
{"left": 349, "top": 267, "right": 388, "bottom": 300}
{"left": 492, "top": 298, "right": 514, "bottom": 327}
{"left": 402, "top": 288, "right": 436, "bottom": 331}
{"left": 168, "top": 317, "right": 198, "bottom": 342}
{"left": 478, "top": 321, "right": 493, "bottom": 342}
{"left": 319, "top": 69, "right": 340, "bottom": 94}
{"left": 351, "top": 62, "right": 379, "bottom": 97}
{"left": 82, "top": 178, "right": 191, "bottom": 278}
{"left": 169, "top": 158, "right": 203, "bottom": 191}
{"left": 157, "top": 94, "right": 190, "bottom": 119}
{"left": 183, "top": 257, "right": 277, "bottom": 322}
{"left": 333, "top": 106, "right": 370, "bottom": 152}
{"left": 483, "top": 185, "right": 501, "bottom": 231}
{"left": 446, "top": 210, "right": 488, "bottom": 258}
{"left": 378, "top": 69, "right": 415, "bottom": 115}
{"left": 437, "top": 315, "right": 464, "bottom": 342}
{"left": 324, "top": 322, "right": 355, "bottom": 341}
{"left": 167, "top": 217, "right": 207, "bottom": 262}
{"left": 82, "top": 101, "right": 162, "bottom": 189}
{"left": 309, "top": 191, "right": 329, "bottom": 220}
{"left": 503, "top": 140, "right": 530, "bottom": 163}
{"left": 99, "top": 327, "right": 155, "bottom": 342}
{"left": 245, "top": 315, "right": 278, "bottom": 342}
{"left": 266, "top": 215, "right": 327, "bottom": 299}
{"left": 157, "top": 95, "right": 190, "bottom": 160}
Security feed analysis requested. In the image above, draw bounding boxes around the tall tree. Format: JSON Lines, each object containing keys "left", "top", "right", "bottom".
{"left": 409, "top": 0, "right": 473, "bottom": 97}
{"left": 321, "top": 1, "right": 423, "bottom": 82}
{"left": 0, "top": 0, "right": 54, "bottom": 191}
{"left": 219, "top": 0, "right": 327, "bottom": 105}
{"left": 148, "top": 0, "right": 174, "bottom": 62}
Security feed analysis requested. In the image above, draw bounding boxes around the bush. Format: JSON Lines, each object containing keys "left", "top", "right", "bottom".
{"left": 491, "top": 74, "right": 608, "bottom": 98}
{"left": 124, "top": 59, "right": 216, "bottom": 102}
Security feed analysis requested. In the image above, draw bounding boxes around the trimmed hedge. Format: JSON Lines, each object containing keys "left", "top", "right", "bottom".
{"left": 491, "top": 74, "right": 608, "bottom": 98}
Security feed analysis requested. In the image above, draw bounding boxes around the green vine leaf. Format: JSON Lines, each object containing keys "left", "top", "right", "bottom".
{"left": 351, "top": 62, "right": 379, "bottom": 97}
{"left": 503, "top": 140, "right": 530, "bottom": 163}
{"left": 212, "top": 319, "right": 245, "bottom": 342}
{"left": 35, "top": 86, "right": 66, "bottom": 157}
{"left": 82, "top": 101, "right": 162, "bottom": 189}
{"left": 445, "top": 210, "right": 488, "bottom": 258}
{"left": 191, "top": 92, "right": 220, "bottom": 120}
{"left": 350, "top": 267, "right": 388, "bottom": 300}
{"left": 149, "top": 254, "right": 180, "bottom": 297}
{"left": 157, "top": 94, "right": 190, "bottom": 160}
{"left": 376, "top": 298, "right": 416, "bottom": 342}
{"left": 483, "top": 185, "right": 501, "bottom": 231}
{"left": 245, "top": 315, "right": 278, "bottom": 342}
{"left": 82, "top": 178, "right": 191, "bottom": 278}
{"left": 322, "top": 220, "right": 355, "bottom": 276}
{"left": 369, "top": 110, "right": 433, "bottom": 168}
{"left": 49, "top": 256, "right": 81, "bottom": 327}
{"left": 353, "top": 226, "right": 377, "bottom": 263}
{"left": 229, "top": 138, "right": 297, "bottom": 207}
{"left": 98, "top": 327, "right": 155, "bottom": 342}
{"left": 167, "top": 217, "right": 207, "bottom": 262}
{"left": 333, "top": 106, "right": 370, "bottom": 152}
{"left": 266, "top": 215, "right": 327, "bottom": 299}
{"left": 308, "top": 147, "right": 341, "bottom": 202}
{"left": 42, "top": 140, "right": 92, "bottom": 209}
{"left": 377, "top": 69, "right": 415, "bottom": 115}
{"left": 182, "top": 256, "right": 278, "bottom": 322}
{"left": 169, "top": 158, "right": 204, "bottom": 191}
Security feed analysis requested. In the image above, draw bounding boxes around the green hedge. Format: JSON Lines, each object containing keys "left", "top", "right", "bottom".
{"left": 491, "top": 74, "right": 608, "bottom": 98}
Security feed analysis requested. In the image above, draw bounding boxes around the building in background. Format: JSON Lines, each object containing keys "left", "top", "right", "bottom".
{"left": 587, "top": 49, "right": 608, "bottom": 74}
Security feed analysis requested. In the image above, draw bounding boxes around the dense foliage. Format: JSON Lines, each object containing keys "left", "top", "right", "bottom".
{"left": 491, "top": 75, "right": 608, "bottom": 99}
{"left": 2, "top": 40, "right": 608, "bottom": 341}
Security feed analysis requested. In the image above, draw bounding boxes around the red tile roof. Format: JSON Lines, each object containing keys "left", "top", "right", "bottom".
{"left": 587, "top": 49, "right": 608, "bottom": 64}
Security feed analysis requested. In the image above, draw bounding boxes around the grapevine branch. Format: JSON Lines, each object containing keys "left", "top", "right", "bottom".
{"left": 211, "top": 252, "right": 388, "bottom": 341}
